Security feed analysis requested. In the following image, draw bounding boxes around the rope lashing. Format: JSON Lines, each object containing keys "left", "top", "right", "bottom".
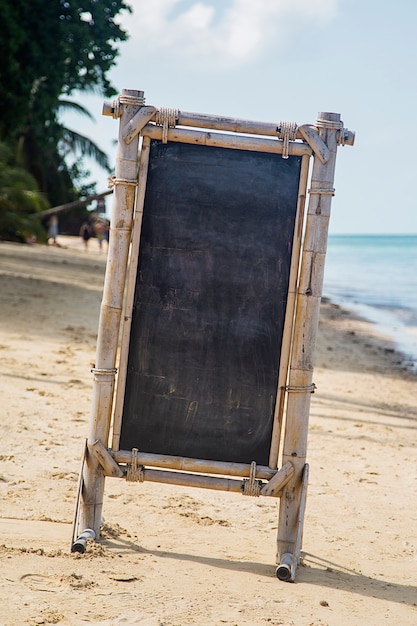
{"left": 154, "top": 107, "right": 179, "bottom": 143}
{"left": 119, "top": 93, "right": 146, "bottom": 107}
{"left": 285, "top": 383, "right": 316, "bottom": 394}
{"left": 308, "top": 187, "right": 335, "bottom": 196}
{"left": 315, "top": 116, "right": 351, "bottom": 147}
{"left": 126, "top": 448, "right": 144, "bottom": 482}
{"left": 242, "top": 461, "right": 262, "bottom": 497}
{"left": 107, "top": 175, "right": 138, "bottom": 189}
{"left": 277, "top": 122, "right": 298, "bottom": 159}
{"left": 110, "top": 93, "right": 146, "bottom": 118}
{"left": 90, "top": 367, "right": 117, "bottom": 382}
{"left": 315, "top": 117, "right": 342, "bottom": 130}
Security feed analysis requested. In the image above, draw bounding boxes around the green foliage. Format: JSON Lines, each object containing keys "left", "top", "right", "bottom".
{"left": 0, "top": 0, "right": 131, "bottom": 138}
{"left": 0, "top": 0, "right": 131, "bottom": 207}
{"left": 57, "top": 100, "right": 111, "bottom": 171}
{"left": 0, "top": 143, "right": 49, "bottom": 242}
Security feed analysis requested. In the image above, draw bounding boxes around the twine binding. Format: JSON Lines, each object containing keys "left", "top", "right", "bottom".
{"left": 285, "top": 383, "right": 316, "bottom": 394}
{"left": 155, "top": 107, "right": 179, "bottom": 143}
{"left": 107, "top": 175, "right": 138, "bottom": 189}
{"left": 126, "top": 448, "right": 144, "bottom": 482}
{"left": 242, "top": 461, "right": 262, "bottom": 497}
{"left": 277, "top": 122, "right": 298, "bottom": 159}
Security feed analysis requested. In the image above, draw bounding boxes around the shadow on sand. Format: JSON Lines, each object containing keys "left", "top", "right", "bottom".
{"left": 100, "top": 534, "right": 417, "bottom": 607}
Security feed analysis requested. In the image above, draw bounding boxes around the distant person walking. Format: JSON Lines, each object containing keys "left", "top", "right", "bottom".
{"left": 48, "top": 215, "right": 59, "bottom": 246}
{"left": 93, "top": 219, "right": 106, "bottom": 252}
{"left": 79, "top": 221, "right": 92, "bottom": 251}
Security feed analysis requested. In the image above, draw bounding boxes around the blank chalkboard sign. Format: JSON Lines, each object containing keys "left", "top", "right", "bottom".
{"left": 119, "top": 141, "right": 301, "bottom": 465}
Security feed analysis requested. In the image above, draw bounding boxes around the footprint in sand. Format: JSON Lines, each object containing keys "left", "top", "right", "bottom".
{"left": 19, "top": 573, "right": 60, "bottom": 592}
{"left": 20, "top": 572, "right": 94, "bottom": 591}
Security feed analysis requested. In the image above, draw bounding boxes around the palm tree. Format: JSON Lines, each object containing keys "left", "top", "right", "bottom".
{"left": 0, "top": 99, "right": 112, "bottom": 241}
{"left": 56, "top": 99, "right": 110, "bottom": 171}
{"left": 17, "top": 96, "right": 111, "bottom": 208}
{"left": 0, "top": 142, "right": 49, "bottom": 242}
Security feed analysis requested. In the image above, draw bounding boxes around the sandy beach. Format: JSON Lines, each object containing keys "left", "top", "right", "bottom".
{"left": 0, "top": 236, "right": 416, "bottom": 626}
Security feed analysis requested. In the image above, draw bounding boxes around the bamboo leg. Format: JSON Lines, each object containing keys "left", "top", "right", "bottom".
{"left": 70, "top": 439, "right": 87, "bottom": 550}
{"left": 76, "top": 89, "right": 144, "bottom": 539}
{"left": 71, "top": 528, "right": 96, "bottom": 554}
{"left": 276, "top": 112, "right": 343, "bottom": 580}
{"left": 276, "top": 463, "right": 309, "bottom": 581}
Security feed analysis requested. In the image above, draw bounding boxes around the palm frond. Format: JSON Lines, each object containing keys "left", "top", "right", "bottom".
{"left": 57, "top": 99, "right": 95, "bottom": 121}
{"left": 59, "top": 128, "right": 110, "bottom": 171}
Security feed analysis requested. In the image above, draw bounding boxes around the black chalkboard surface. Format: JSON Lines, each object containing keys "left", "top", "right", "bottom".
{"left": 119, "top": 141, "right": 301, "bottom": 465}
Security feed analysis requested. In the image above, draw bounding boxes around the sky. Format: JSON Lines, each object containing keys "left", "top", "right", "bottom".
{"left": 61, "top": 0, "right": 417, "bottom": 234}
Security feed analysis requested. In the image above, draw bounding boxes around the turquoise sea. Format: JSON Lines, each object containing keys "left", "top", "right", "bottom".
{"left": 322, "top": 235, "right": 417, "bottom": 370}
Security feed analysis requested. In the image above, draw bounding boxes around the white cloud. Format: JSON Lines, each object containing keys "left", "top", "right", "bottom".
{"left": 176, "top": 3, "right": 215, "bottom": 30}
{"left": 122, "top": 0, "right": 338, "bottom": 67}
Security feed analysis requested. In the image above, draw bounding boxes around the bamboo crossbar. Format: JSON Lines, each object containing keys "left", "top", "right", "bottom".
{"left": 177, "top": 111, "right": 295, "bottom": 136}
{"left": 112, "top": 449, "right": 276, "bottom": 480}
{"left": 89, "top": 439, "right": 124, "bottom": 478}
{"left": 171, "top": 111, "right": 352, "bottom": 147}
{"left": 261, "top": 462, "right": 295, "bottom": 496}
{"left": 172, "top": 113, "right": 340, "bottom": 163}
{"left": 115, "top": 104, "right": 342, "bottom": 164}
{"left": 112, "top": 103, "right": 342, "bottom": 163}
{"left": 123, "top": 466, "right": 273, "bottom": 496}
{"left": 142, "top": 124, "right": 312, "bottom": 157}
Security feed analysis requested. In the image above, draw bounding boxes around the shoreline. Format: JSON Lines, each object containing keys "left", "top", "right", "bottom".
{"left": 318, "top": 296, "right": 417, "bottom": 377}
{"left": 0, "top": 239, "right": 416, "bottom": 625}
{"left": 324, "top": 233, "right": 417, "bottom": 374}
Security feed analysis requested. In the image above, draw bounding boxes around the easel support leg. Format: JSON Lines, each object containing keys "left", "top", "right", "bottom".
{"left": 276, "top": 463, "right": 309, "bottom": 581}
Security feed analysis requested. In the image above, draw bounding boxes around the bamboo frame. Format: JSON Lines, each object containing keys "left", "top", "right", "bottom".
{"left": 121, "top": 108, "right": 355, "bottom": 164}
{"left": 276, "top": 463, "right": 309, "bottom": 581}
{"left": 268, "top": 153, "right": 310, "bottom": 469}
{"left": 77, "top": 89, "right": 144, "bottom": 536}
{"left": 111, "top": 131, "right": 311, "bottom": 457}
{"left": 72, "top": 92, "right": 354, "bottom": 582}
{"left": 276, "top": 112, "right": 346, "bottom": 579}
{"left": 111, "top": 136, "right": 152, "bottom": 451}
{"left": 141, "top": 123, "right": 312, "bottom": 157}
{"left": 112, "top": 450, "right": 276, "bottom": 479}
{"left": 125, "top": 467, "right": 265, "bottom": 495}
